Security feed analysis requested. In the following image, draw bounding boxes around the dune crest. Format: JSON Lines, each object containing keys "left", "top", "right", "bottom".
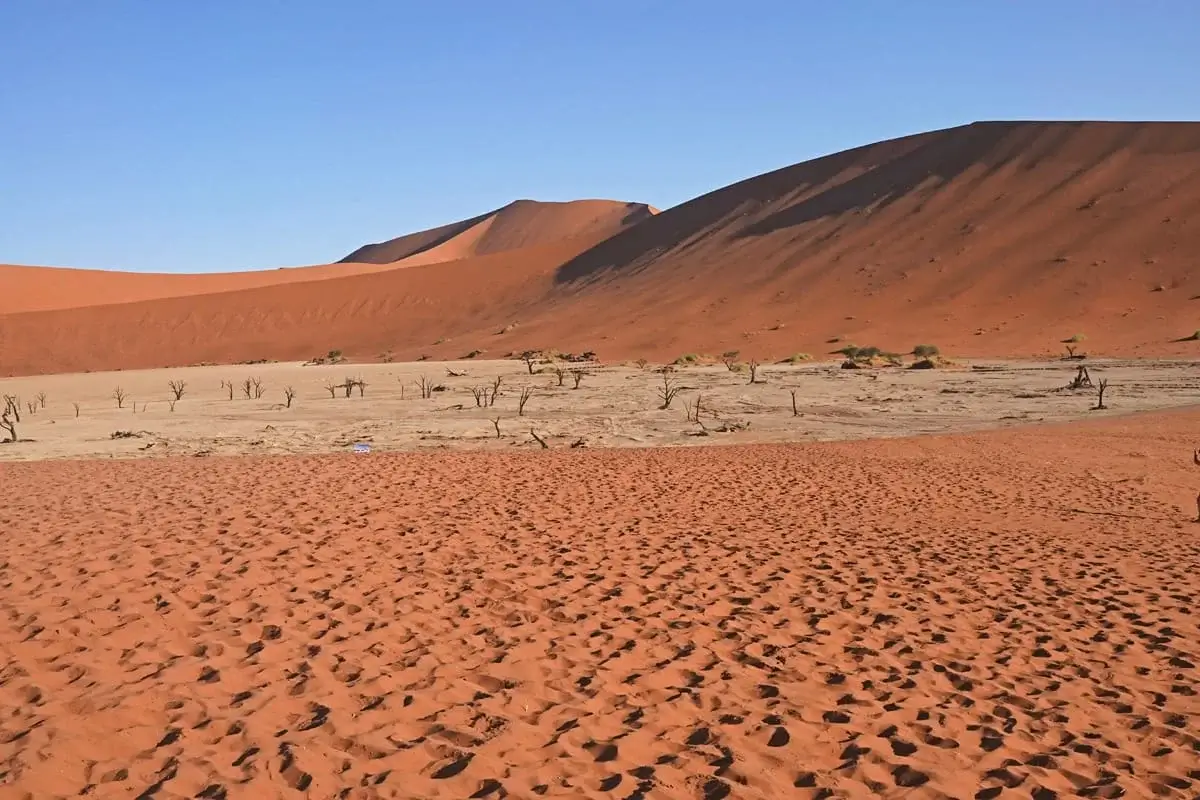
{"left": 340, "top": 199, "right": 659, "bottom": 265}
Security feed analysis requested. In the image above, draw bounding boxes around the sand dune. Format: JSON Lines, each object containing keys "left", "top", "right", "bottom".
{"left": 3, "top": 121, "right": 1200, "bottom": 375}
{"left": 340, "top": 199, "right": 658, "bottom": 265}
{"left": 1, "top": 409, "right": 1197, "bottom": 797}
{"left": 0, "top": 261, "right": 407, "bottom": 316}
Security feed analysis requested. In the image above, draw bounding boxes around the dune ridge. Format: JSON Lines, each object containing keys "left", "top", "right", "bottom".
{"left": 3, "top": 121, "right": 1200, "bottom": 375}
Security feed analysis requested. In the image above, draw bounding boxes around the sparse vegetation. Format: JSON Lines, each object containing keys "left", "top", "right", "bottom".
{"left": 284, "top": 386, "right": 297, "bottom": 408}
{"left": 1063, "top": 334, "right": 1086, "bottom": 344}
{"left": 673, "top": 353, "right": 700, "bottom": 366}
{"left": 881, "top": 352, "right": 904, "bottom": 366}
{"left": 634, "top": 358, "right": 648, "bottom": 370}
{"left": 517, "top": 386, "right": 534, "bottom": 416}
{"left": 416, "top": 376, "right": 434, "bottom": 399}
{"left": 571, "top": 368, "right": 587, "bottom": 389}
{"left": 685, "top": 394, "right": 704, "bottom": 423}
{"left": 721, "top": 350, "right": 740, "bottom": 370}
{"left": 112, "top": 386, "right": 127, "bottom": 409}
{"left": 553, "top": 365, "right": 567, "bottom": 387}
{"left": 780, "top": 353, "right": 811, "bottom": 364}
{"left": 168, "top": 380, "right": 187, "bottom": 401}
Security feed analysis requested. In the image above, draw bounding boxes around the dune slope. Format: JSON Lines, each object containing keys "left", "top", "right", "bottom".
{"left": 3, "top": 122, "right": 1200, "bottom": 375}
{"left": 339, "top": 199, "right": 658, "bottom": 265}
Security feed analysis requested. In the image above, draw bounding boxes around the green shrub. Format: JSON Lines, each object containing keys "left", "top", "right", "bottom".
{"left": 673, "top": 353, "right": 700, "bottom": 366}
{"left": 912, "top": 344, "right": 940, "bottom": 359}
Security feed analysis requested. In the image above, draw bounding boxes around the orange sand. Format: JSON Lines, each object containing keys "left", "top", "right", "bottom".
{"left": 2, "top": 409, "right": 1197, "bottom": 798}
{"left": 3, "top": 122, "right": 1200, "bottom": 375}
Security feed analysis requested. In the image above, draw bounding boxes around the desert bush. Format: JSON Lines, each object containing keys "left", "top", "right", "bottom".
{"left": 328, "top": 349, "right": 344, "bottom": 363}
{"left": 168, "top": 380, "right": 186, "bottom": 400}
{"left": 912, "top": 344, "right": 940, "bottom": 359}
{"left": 836, "top": 344, "right": 861, "bottom": 359}
{"left": 518, "top": 386, "right": 534, "bottom": 416}
{"left": 1063, "top": 334, "right": 1086, "bottom": 344}
{"left": 721, "top": 350, "right": 740, "bottom": 370}
{"left": 856, "top": 346, "right": 881, "bottom": 362}
{"left": 634, "top": 358, "right": 648, "bottom": 370}
{"left": 881, "top": 352, "right": 904, "bottom": 366}
{"left": 112, "top": 386, "right": 127, "bottom": 409}
{"left": 657, "top": 371, "right": 681, "bottom": 409}
{"left": 284, "top": 386, "right": 297, "bottom": 408}
{"left": 673, "top": 353, "right": 700, "bottom": 366}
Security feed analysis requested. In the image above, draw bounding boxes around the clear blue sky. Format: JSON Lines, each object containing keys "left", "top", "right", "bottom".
{"left": 2, "top": 2, "right": 1196, "bottom": 273}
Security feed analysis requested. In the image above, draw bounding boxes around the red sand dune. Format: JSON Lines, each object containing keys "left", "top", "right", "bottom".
{"left": 1, "top": 409, "right": 1197, "bottom": 797}
{"left": 339, "top": 199, "right": 658, "bottom": 266}
{"left": 3, "top": 121, "right": 1200, "bottom": 375}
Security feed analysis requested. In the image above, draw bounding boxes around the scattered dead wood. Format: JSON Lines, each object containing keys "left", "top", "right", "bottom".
{"left": 529, "top": 428, "right": 549, "bottom": 449}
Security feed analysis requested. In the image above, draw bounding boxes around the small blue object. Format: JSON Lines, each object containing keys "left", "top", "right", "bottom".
{"left": 353, "top": 442, "right": 371, "bottom": 454}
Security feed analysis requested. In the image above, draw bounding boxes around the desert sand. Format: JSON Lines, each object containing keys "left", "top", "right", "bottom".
{"left": 4, "top": 122, "right": 1200, "bottom": 375}
{"left": 1, "top": 406, "right": 1198, "bottom": 798}
{"left": 1, "top": 357, "right": 1197, "bottom": 461}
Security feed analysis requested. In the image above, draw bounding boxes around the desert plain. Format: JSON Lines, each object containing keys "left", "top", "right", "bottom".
{"left": 2, "top": 120, "right": 1200, "bottom": 798}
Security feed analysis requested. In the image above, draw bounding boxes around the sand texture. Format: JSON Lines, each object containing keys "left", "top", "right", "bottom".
{"left": 1, "top": 409, "right": 1198, "bottom": 798}
{"left": 4, "top": 122, "right": 1200, "bottom": 375}
{"left": 1, "top": 358, "right": 1198, "bottom": 461}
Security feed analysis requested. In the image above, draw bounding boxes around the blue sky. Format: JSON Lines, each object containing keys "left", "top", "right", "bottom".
{"left": 2, "top": 2, "right": 1196, "bottom": 272}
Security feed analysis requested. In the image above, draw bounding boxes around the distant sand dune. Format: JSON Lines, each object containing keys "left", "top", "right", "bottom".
{"left": 3, "top": 122, "right": 1200, "bottom": 376}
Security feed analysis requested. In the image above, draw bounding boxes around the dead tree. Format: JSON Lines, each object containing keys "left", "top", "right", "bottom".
{"left": 220, "top": 380, "right": 234, "bottom": 400}
{"left": 241, "top": 378, "right": 254, "bottom": 399}
{"left": 251, "top": 377, "right": 266, "bottom": 399}
{"left": 490, "top": 417, "right": 502, "bottom": 439}
{"left": 657, "top": 371, "right": 681, "bottom": 410}
{"left": 529, "top": 428, "right": 549, "bottom": 449}
{"left": 571, "top": 369, "right": 586, "bottom": 389}
{"left": 1068, "top": 365, "right": 1093, "bottom": 390}
{"left": 343, "top": 377, "right": 355, "bottom": 398}
{"left": 553, "top": 366, "right": 567, "bottom": 387}
{"left": 685, "top": 394, "right": 704, "bottom": 423}
{"left": 112, "top": 386, "right": 127, "bottom": 409}
{"left": 355, "top": 379, "right": 366, "bottom": 397}
{"left": 2, "top": 395, "right": 18, "bottom": 423}
{"left": 72, "top": 402, "right": 80, "bottom": 418}
{"left": 490, "top": 376, "right": 502, "bottom": 406}
{"left": 1094, "top": 378, "right": 1109, "bottom": 410}
{"left": 284, "top": 386, "right": 297, "bottom": 408}
{"left": 1193, "top": 449, "right": 1200, "bottom": 522}
{"left": 416, "top": 376, "right": 434, "bottom": 399}
{"left": 324, "top": 379, "right": 339, "bottom": 399}
{"left": 748, "top": 360, "right": 761, "bottom": 384}
{"left": 167, "top": 399, "right": 177, "bottom": 412}
{"left": 790, "top": 389, "right": 800, "bottom": 417}
{"left": 721, "top": 350, "right": 740, "bottom": 371}
{"left": 1, "top": 397, "right": 17, "bottom": 442}
{"left": 520, "top": 350, "right": 539, "bottom": 375}
{"left": 167, "top": 380, "right": 187, "bottom": 400}
{"left": 35, "top": 391, "right": 46, "bottom": 409}
{"left": 470, "top": 386, "right": 488, "bottom": 407}
{"left": 26, "top": 401, "right": 36, "bottom": 416}
{"left": 518, "top": 386, "right": 534, "bottom": 416}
